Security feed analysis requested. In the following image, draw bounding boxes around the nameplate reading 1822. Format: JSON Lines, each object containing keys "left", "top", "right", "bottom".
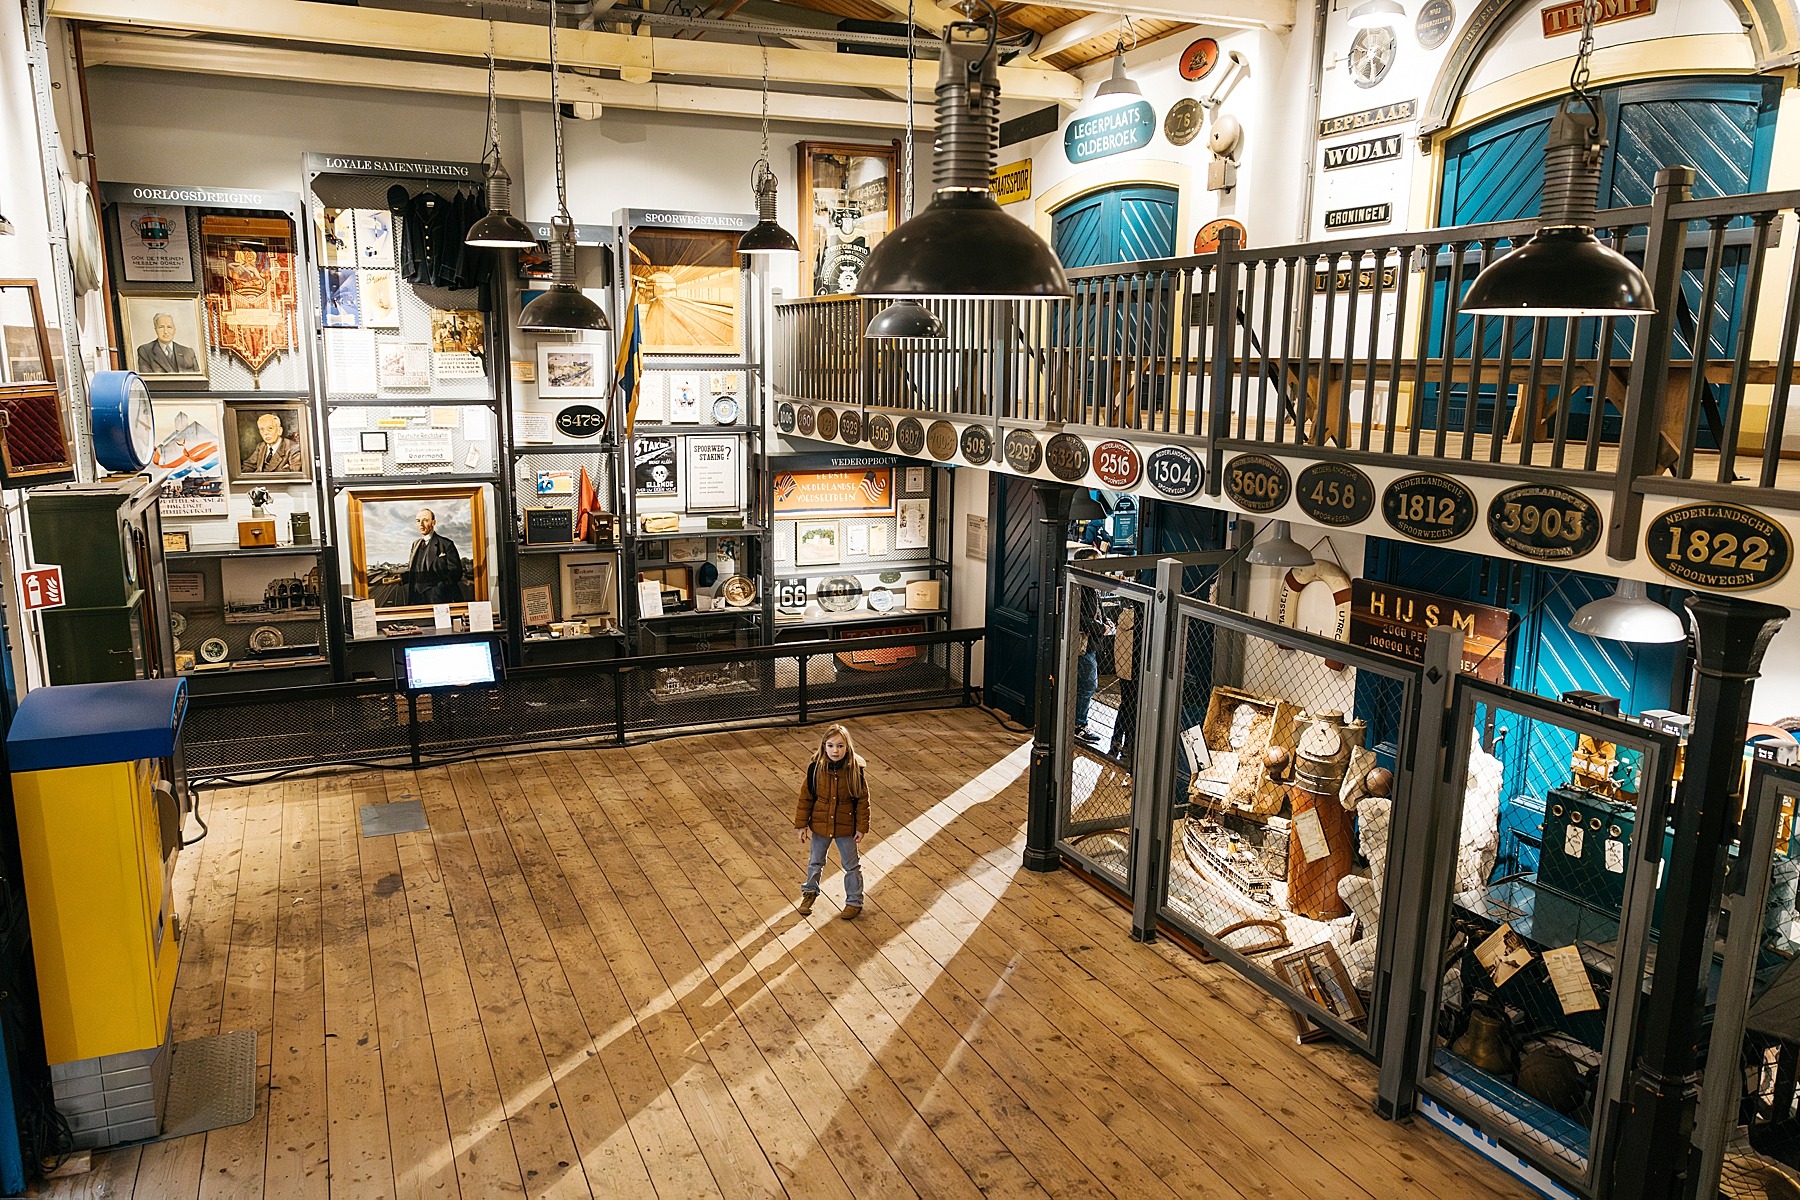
{"left": 1487, "top": 484, "right": 1601, "bottom": 561}
{"left": 1297, "top": 462, "right": 1375, "bottom": 527}
{"left": 1382, "top": 472, "right": 1475, "bottom": 542}
{"left": 1045, "top": 433, "right": 1090, "bottom": 482}
{"left": 1646, "top": 503, "right": 1792, "bottom": 591}
{"left": 1004, "top": 428, "right": 1042, "bottom": 474}
{"left": 1224, "top": 453, "right": 1290, "bottom": 513}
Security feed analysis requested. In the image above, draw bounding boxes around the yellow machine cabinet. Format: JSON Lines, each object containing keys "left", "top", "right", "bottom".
{"left": 6, "top": 677, "right": 186, "bottom": 1146}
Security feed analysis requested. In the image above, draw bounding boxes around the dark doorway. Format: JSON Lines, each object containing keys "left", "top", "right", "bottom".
{"left": 984, "top": 475, "right": 1044, "bottom": 725}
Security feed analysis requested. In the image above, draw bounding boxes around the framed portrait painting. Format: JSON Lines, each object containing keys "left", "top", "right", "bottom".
{"left": 797, "top": 141, "right": 898, "bottom": 297}
{"left": 345, "top": 484, "right": 488, "bottom": 616}
{"left": 120, "top": 294, "right": 209, "bottom": 384}
{"left": 227, "top": 402, "right": 312, "bottom": 484}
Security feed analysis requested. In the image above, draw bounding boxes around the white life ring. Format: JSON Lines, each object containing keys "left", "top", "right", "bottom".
{"left": 1276, "top": 560, "right": 1353, "bottom": 644}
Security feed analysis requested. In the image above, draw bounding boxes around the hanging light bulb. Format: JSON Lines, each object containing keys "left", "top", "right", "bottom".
{"left": 1570, "top": 579, "right": 1686, "bottom": 643}
{"left": 1461, "top": 0, "right": 1653, "bottom": 317}
{"left": 466, "top": 22, "right": 538, "bottom": 249}
{"left": 519, "top": 0, "right": 609, "bottom": 333}
{"left": 867, "top": 0, "right": 945, "bottom": 340}
{"left": 739, "top": 48, "right": 800, "bottom": 255}
{"left": 855, "top": 0, "right": 1069, "bottom": 300}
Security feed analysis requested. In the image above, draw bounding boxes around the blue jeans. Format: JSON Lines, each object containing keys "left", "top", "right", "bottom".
{"left": 803, "top": 833, "right": 863, "bottom": 907}
{"left": 1075, "top": 650, "right": 1099, "bottom": 729}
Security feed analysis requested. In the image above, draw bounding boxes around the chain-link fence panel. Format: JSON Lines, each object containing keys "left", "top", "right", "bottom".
{"left": 1058, "top": 572, "right": 1150, "bottom": 893}
{"left": 1420, "top": 683, "right": 1674, "bottom": 1191}
{"left": 1160, "top": 602, "right": 1413, "bottom": 1051}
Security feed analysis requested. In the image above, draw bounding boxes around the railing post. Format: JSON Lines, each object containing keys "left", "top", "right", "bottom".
{"left": 858, "top": 297, "right": 877, "bottom": 408}
{"left": 797, "top": 647, "right": 811, "bottom": 725}
{"left": 1205, "top": 227, "right": 1242, "bottom": 496}
{"left": 613, "top": 666, "right": 627, "bottom": 746}
{"left": 1609, "top": 166, "right": 1693, "bottom": 560}
{"left": 1025, "top": 481, "right": 1076, "bottom": 873}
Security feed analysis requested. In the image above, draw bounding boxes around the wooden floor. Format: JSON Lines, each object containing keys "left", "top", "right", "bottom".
{"left": 46, "top": 708, "right": 1531, "bottom": 1200}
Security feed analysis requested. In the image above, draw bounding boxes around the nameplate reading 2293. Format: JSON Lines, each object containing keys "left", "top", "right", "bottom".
{"left": 1224, "top": 453, "right": 1290, "bottom": 513}
{"left": 1647, "top": 503, "right": 1791, "bottom": 591}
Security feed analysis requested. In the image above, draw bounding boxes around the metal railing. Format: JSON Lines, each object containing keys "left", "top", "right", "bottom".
{"left": 776, "top": 169, "right": 1800, "bottom": 554}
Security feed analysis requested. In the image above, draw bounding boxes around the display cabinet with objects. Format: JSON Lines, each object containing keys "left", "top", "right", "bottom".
{"left": 98, "top": 182, "right": 331, "bottom": 691}
{"left": 304, "top": 154, "right": 512, "bottom": 680}
{"left": 612, "top": 208, "right": 768, "bottom": 655}
{"left": 506, "top": 218, "right": 622, "bottom": 664}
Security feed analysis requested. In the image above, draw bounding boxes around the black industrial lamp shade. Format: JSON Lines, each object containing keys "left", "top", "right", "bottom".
{"left": 1462, "top": 97, "right": 1654, "bottom": 318}
{"left": 519, "top": 217, "right": 609, "bottom": 333}
{"left": 738, "top": 161, "right": 799, "bottom": 255}
{"left": 865, "top": 299, "right": 946, "bottom": 339}
{"left": 1069, "top": 491, "right": 1104, "bottom": 522}
{"left": 466, "top": 157, "right": 537, "bottom": 249}
{"left": 856, "top": 20, "right": 1069, "bottom": 300}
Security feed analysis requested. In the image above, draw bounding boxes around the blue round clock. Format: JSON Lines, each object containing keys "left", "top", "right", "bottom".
{"left": 90, "top": 370, "right": 157, "bottom": 474}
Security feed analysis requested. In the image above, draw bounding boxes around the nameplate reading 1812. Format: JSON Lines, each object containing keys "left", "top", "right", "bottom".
{"left": 1646, "top": 503, "right": 1791, "bottom": 591}
{"left": 1383, "top": 472, "right": 1475, "bottom": 542}
{"left": 1223, "top": 453, "right": 1290, "bottom": 513}
{"left": 1487, "top": 484, "right": 1601, "bottom": 561}
{"left": 1297, "top": 462, "right": 1375, "bottom": 527}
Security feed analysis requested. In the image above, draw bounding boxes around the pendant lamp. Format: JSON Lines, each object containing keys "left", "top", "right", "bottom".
{"left": 738, "top": 49, "right": 800, "bottom": 255}
{"left": 1094, "top": 35, "right": 1142, "bottom": 99}
{"left": 867, "top": 0, "right": 945, "bottom": 339}
{"left": 1346, "top": 0, "right": 1405, "bottom": 28}
{"left": 466, "top": 23, "right": 538, "bottom": 250}
{"left": 1461, "top": 0, "right": 1652, "bottom": 317}
{"left": 1245, "top": 520, "right": 1314, "bottom": 567}
{"left": 519, "top": 0, "right": 609, "bottom": 333}
{"left": 855, "top": 0, "right": 1069, "bottom": 300}
{"left": 1570, "top": 579, "right": 1686, "bottom": 643}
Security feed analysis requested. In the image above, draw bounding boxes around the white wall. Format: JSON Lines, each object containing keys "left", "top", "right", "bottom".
{"left": 950, "top": 466, "right": 988, "bottom": 686}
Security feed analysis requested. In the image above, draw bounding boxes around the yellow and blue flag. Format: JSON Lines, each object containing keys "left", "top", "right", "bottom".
{"left": 615, "top": 301, "right": 643, "bottom": 437}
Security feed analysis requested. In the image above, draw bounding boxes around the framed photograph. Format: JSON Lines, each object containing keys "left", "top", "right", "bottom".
{"left": 560, "top": 551, "right": 618, "bottom": 622}
{"left": 162, "top": 529, "right": 191, "bottom": 553}
{"left": 797, "top": 140, "right": 898, "bottom": 297}
{"left": 899, "top": 465, "right": 930, "bottom": 498}
{"left": 345, "top": 484, "right": 488, "bottom": 615}
{"left": 227, "top": 403, "right": 311, "bottom": 483}
{"left": 537, "top": 342, "right": 605, "bottom": 399}
{"left": 632, "top": 436, "right": 679, "bottom": 497}
{"left": 895, "top": 498, "right": 930, "bottom": 549}
{"left": 320, "top": 267, "right": 360, "bottom": 328}
{"left": 795, "top": 520, "right": 841, "bottom": 566}
{"left": 354, "top": 208, "right": 395, "bottom": 268}
{"left": 117, "top": 203, "right": 193, "bottom": 283}
{"left": 360, "top": 431, "right": 389, "bottom": 453}
{"left": 315, "top": 205, "right": 356, "bottom": 267}
{"left": 684, "top": 436, "right": 742, "bottom": 512}
{"left": 626, "top": 226, "right": 742, "bottom": 355}
{"left": 1271, "top": 944, "right": 1366, "bottom": 1024}
{"left": 121, "top": 294, "right": 208, "bottom": 383}
{"left": 430, "top": 308, "right": 484, "bottom": 354}
{"left": 376, "top": 340, "right": 431, "bottom": 391}
{"left": 151, "top": 400, "right": 228, "bottom": 516}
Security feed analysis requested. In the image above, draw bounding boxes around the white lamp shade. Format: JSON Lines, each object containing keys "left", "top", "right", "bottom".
{"left": 1570, "top": 579, "right": 1686, "bottom": 643}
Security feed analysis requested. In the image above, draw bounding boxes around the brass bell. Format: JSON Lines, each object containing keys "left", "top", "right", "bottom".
{"left": 1451, "top": 1008, "right": 1516, "bottom": 1077}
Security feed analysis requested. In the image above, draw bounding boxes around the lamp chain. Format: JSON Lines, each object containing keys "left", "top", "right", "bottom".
{"left": 760, "top": 46, "right": 771, "bottom": 164}
{"left": 549, "top": 0, "right": 568, "bottom": 221}
{"left": 1570, "top": 0, "right": 1597, "bottom": 99}
{"left": 904, "top": 0, "right": 915, "bottom": 217}
{"left": 485, "top": 22, "right": 499, "bottom": 165}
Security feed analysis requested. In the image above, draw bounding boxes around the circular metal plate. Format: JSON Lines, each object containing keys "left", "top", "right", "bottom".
{"left": 1382, "top": 472, "right": 1476, "bottom": 542}
{"left": 1223, "top": 453, "right": 1290, "bottom": 513}
{"left": 796, "top": 405, "right": 816, "bottom": 436}
{"left": 1045, "top": 433, "right": 1089, "bottom": 482}
{"left": 896, "top": 417, "right": 925, "bottom": 457}
{"left": 816, "top": 407, "right": 839, "bottom": 441}
{"left": 839, "top": 409, "right": 862, "bottom": 444}
{"left": 1004, "top": 428, "right": 1042, "bottom": 474}
{"left": 868, "top": 413, "right": 895, "bottom": 450}
{"left": 1486, "top": 484, "right": 1602, "bottom": 561}
{"left": 1093, "top": 439, "right": 1142, "bottom": 489}
{"left": 1165, "top": 98, "right": 1203, "bottom": 147}
{"left": 1145, "top": 446, "right": 1203, "bottom": 499}
{"left": 1178, "top": 36, "right": 1219, "bottom": 80}
{"left": 1296, "top": 461, "right": 1375, "bottom": 527}
{"left": 199, "top": 637, "right": 229, "bottom": 664}
{"left": 926, "top": 420, "right": 957, "bottom": 461}
{"left": 721, "top": 575, "right": 757, "bottom": 606}
{"left": 776, "top": 402, "right": 796, "bottom": 433}
{"left": 960, "top": 423, "right": 994, "bottom": 465}
{"left": 816, "top": 576, "right": 864, "bottom": 613}
{"left": 249, "top": 625, "right": 285, "bottom": 652}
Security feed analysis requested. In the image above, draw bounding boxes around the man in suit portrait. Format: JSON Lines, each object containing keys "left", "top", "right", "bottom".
{"left": 136, "top": 312, "right": 200, "bottom": 374}
{"left": 240, "top": 412, "right": 304, "bottom": 473}
{"left": 405, "top": 508, "right": 464, "bottom": 605}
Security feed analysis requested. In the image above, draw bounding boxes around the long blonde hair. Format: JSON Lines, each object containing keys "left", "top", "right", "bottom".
{"left": 811, "top": 723, "right": 859, "bottom": 775}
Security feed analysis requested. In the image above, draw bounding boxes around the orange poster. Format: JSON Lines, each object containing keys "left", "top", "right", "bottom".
{"left": 772, "top": 468, "right": 893, "bottom": 517}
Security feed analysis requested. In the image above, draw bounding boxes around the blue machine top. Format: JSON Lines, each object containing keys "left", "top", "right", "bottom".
{"left": 6, "top": 677, "right": 187, "bottom": 772}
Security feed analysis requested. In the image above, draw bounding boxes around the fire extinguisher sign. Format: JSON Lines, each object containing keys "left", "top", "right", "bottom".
{"left": 20, "top": 566, "right": 65, "bottom": 612}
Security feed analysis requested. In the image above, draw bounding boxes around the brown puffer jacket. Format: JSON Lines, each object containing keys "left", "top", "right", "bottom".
{"left": 794, "top": 755, "right": 870, "bottom": 837}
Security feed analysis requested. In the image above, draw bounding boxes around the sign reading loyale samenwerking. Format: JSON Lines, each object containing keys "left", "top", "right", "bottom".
{"left": 1323, "top": 134, "right": 1405, "bottom": 170}
{"left": 1318, "top": 100, "right": 1417, "bottom": 139}
{"left": 1065, "top": 102, "right": 1156, "bottom": 164}
{"left": 1324, "top": 204, "right": 1394, "bottom": 230}
{"left": 1542, "top": 0, "right": 1654, "bottom": 36}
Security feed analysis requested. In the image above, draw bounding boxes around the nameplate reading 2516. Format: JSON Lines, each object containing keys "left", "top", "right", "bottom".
{"left": 1487, "top": 484, "right": 1600, "bottom": 561}
{"left": 1383, "top": 472, "right": 1475, "bottom": 542}
{"left": 1647, "top": 503, "right": 1791, "bottom": 591}
{"left": 1224, "top": 454, "right": 1290, "bottom": 513}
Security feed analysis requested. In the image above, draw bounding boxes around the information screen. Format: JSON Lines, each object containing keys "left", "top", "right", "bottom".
{"left": 403, "top": 641, "right": 497, "bottom": 690}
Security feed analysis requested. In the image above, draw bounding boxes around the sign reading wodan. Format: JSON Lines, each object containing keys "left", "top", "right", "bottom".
{"left": 1647, "top": 502, "right": 1792, "bottom": 591}
{"left": 1322, "top": 134, "right": 1404, "bottom": 171}
{"left": 1350, "top": 579, "right": 1511, "bottom": 682}
{"left": 1065, "top": 102, "right": 1156, "bottom": 164}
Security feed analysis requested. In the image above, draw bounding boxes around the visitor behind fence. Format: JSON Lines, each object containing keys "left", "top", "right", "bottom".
{"left": 1073, "top": 548, "right": 1106, "bottom": 746}
{"left": 794, "top": 723, "right": 870, "bottom": 920}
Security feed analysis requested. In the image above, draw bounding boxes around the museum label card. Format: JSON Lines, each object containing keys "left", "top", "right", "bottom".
{"left": 467, "top": 600, "right": 493, "bottom": 632}
{"left": 1292, "top": 808, "right": 1331, "bottom": 863}
{"left": 1543, "top": 945, "right": 1600, "bottom": 1014}
{"left": 350, "top": 598, "right": 378, "bottom": 639}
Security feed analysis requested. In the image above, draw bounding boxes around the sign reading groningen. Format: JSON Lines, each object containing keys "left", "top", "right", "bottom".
{"left": 1065, "top": 101, "right": 1156, "bottom": 164}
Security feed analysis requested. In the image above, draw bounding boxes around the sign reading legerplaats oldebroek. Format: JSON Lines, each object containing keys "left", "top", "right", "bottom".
{"left": 1065, "top": 101, "right": 1156, "bottom": 164}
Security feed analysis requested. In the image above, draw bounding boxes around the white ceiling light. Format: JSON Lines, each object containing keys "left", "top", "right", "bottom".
{"left": 1347, "top": 0, "right": 1405, "bottom": 28}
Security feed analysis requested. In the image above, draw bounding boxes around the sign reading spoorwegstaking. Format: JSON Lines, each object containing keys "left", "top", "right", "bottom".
{"left": 1065, "top": 102, "right": 1156, "bottom": 164}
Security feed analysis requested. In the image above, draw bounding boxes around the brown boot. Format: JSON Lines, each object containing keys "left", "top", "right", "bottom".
{"left": 797, "top": 892, "right": 816, "bottom": 915}
{"left": 840, "top": 905, "right": 862, "bottom": 921}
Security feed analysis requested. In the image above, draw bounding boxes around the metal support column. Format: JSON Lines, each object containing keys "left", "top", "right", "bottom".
{"left": 1128, "top": 556, "right": 1183, "bottom": 940}
{"left": 1024, "top": 481, "right": 1074, "bottom": 873}
{"left": 1610, "top": 595, "right": 1787, "bottom": 1198}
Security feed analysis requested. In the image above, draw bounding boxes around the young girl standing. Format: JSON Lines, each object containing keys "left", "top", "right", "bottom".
{"left": 794, "top": 724, "right": 870, "bottom": 919}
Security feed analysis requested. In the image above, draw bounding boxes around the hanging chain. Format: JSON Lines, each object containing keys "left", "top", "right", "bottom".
{"left": 485, "top": 22, "right": 499, "bottom": 164}
{"left": 549, "top": 0, "right": 568, "bottom": 219}
{"left": 1570, "top": 0, "right": 1597, "bottom": 99}
{"left": 760, "top": 45, "right": 771, "bottom": 165}
{"left": 903, "top": 0, "right": 915, "bottom": 217}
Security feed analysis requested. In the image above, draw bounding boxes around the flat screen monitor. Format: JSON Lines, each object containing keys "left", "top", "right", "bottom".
{"left": 402, "top": 641, "right": 497, "bottom": 690}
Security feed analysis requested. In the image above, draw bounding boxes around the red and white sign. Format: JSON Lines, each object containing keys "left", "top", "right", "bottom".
{"left": 1093, "top": 440, "right": 1143, "bottom": 490}
{"left": 20, "top": 566, "right": 65, "bottom": 612}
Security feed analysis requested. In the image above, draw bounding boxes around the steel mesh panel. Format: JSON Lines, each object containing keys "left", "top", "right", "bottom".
{"left": 1162, "top": 608, "right": 1408, "bottom": 1046}
{"left": 183, "top": 685, "right": 413, "bottom": 774}
{"left": 1059, "top": 576, "right": 1147, "bottom": 892}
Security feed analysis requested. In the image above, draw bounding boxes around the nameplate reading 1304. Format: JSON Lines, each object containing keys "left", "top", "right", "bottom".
{"left": 1223, "top": 453, "right": 1290, "bottom": 513}
{"left": 1646, "top": 503, "right": 1791, "bottom": 591}
{"left": 1382, "top": 472, "right": 1475, "bottom": 542}
{"left": 1487, "top": 484, "right": 1600, "bottom": 561}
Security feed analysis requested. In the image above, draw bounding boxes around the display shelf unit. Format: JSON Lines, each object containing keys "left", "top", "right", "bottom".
{"left": 304, "top": 153, "right": 514, "bottom": 663}
{"left": 99, "top": 180, "right": 328, "bottom": 692}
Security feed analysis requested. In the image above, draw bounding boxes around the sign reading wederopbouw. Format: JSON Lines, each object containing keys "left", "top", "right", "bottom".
{"left": 1349, "top": 579, "right": 1511, "bottom": 682}
{"left": 1065, "top": 102, "right": 1156, "bottom": 164}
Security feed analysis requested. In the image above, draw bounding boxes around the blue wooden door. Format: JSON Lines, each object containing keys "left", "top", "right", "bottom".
{"left": 1430, "top": 76, "right": 1779, "bottom": 439}
{"left": 1051, "top": 184, "right": 1178, "bottom": 269}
